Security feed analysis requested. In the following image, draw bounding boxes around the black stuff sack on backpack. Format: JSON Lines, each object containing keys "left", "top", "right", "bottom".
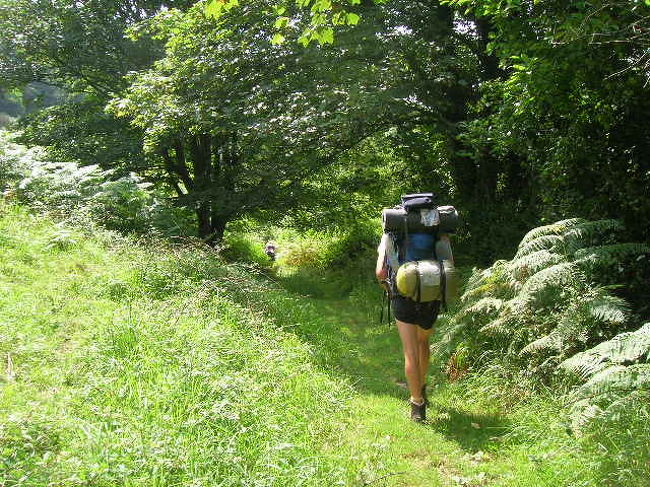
{"left": 401, "top": 193, "right": 436, "bottom": 211}
{"left": 382, "top": 205, "right": 459, "bottom": 234}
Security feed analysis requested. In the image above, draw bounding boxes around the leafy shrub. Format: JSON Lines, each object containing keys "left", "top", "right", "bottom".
{"left": 435, "top": 219, "right": 650, "bottom": 482}
{"left": 0, "top": 132, "right": 32, "bottom": 191}
{"left": 1, "top": 137, "right": 194, "bottom": 237}
{"left": 316, "top": 220, "right": 380, "bottom": 268}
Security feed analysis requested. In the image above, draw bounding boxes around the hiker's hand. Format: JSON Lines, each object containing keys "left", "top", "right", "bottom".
{"left": 378, "top": 279, "right": 390, "bottom": 293}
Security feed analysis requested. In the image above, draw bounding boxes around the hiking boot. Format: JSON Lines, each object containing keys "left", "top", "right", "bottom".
{"left": 410, "top": 399, "right": 426, "bottom": 422}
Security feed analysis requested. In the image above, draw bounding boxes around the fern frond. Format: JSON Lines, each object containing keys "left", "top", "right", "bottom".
{"left": 583, "top": 294, "right": 629, "bottom": 325}
{"left": 460, "top": 267, "right": 495, "bottom": 304}
{"left": 520, "top": 332, "right": 562, "bottom": 355}
{"left": 515, "top": 234, "right": 564, "bottom": 259}
{"left": 464, "top": 267, "right": 492, "bottom": 293}
{"left": 445, "top": 216, "right": 645, "bottom": 383}
{"left": 534, "top": 292, "right": 630, "bottom": 355}
{"left": 461, "top": 282, "right": 496, "bottom": 305}
{"left": 479, "top": 314, "right": 517, "bottom": 336}
{"left": 574, "top": 243, "right": 650, "bottom": 266}
{"left": 569, "top": 368, "right": 650, "bottom": 433}
{"left": 560, "top": 220, "right": 625, "bottom": 255}
{"left": 519, "top": 262, "right": 578, "bottom": 298}
{"left": 575, "top": 363, "right": 650, "bottom": 400}
{"left": 436, "top": 320, "right": 472, "bottom": 352}
{"left": 463, "top": 297, "right": 504, "bottom": 317}
{"left": 518, "top": 218, "right": 583, "bottom": 248}
{"left": 509, "top": 249, "right": 564, "bottom": 281}
{"left": 569, "top": 399, "right": 604, "bottom": 433}
{"left": 560, "top": 323, "right": 650, "bottom": 379}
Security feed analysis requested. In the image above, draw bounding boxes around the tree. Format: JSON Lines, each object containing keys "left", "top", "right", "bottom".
{"left": 0, "top": 0, "right": 194, "bottom": 94}
{"left": 0, "top": 0, "right": 195, "bottom": 181}
{"left": 108, "top": 2, "right": 406, "bottom": 241}
{"left": 446, "top": 0, "right": 650, "bottom": 245}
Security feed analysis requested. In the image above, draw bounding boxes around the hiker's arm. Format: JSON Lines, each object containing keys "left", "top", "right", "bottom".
{"left": 436, "top": 233, "right": 454, "bottom": 264}
{"left": 376, "top": 235, "right": 389, "bottom": 288}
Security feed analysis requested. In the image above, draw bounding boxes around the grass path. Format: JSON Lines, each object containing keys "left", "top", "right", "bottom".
{"left": 230, "top": 278, "right": 590, "bottom": 487}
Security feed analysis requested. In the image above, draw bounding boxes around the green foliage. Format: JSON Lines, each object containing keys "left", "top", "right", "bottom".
{"left": 0, "top": 131, "right": 29, "bottom": 190}
{"left": 17, "top": 161, "right": 187, "bottom": 236}
{"left": 579, "top": 391, "right": 650, "bottom": 487}
{"left": 559, "top": 323, "right": 650, "bottom": 433}
{"left": 0, "top": 207, "right": 358, "bottom": 485}
{"left": 220, "top": 222, "right": 273, "bottom": 268}
{"left": 452, "top": 0, "right": 650, "bottom": 246}
{"left": 203, "top": 0, "right": 363, "bottom": 46}
{"left": 244, "top": 222, "right": 378, "bottom": 299}
{"left": 107, "top": 0, "right": 408, "bottom": 241}
{"left": 4, "top": 204, "right": 649, "bottom": 486}
{"left": 441, "top": 219, "right": 649, "bottom": 377}
{"left": 0, "top": 134, "right": 193, "bottom": 237}
{"left": 436, "top": 218, "right": 649, "bottom": 482}
{"left": 16, "top": 97, "right": 146, "bottom": 173}
{"left": 0, "top": 0, "right": 193, "bottom": 93}
{"left": 561, "top": 323, "right": 650, "bottom": 381}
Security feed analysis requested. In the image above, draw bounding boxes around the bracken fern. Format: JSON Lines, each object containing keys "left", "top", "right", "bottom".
{"left": 440, "top": 219, "right": 649, "bottom": 378}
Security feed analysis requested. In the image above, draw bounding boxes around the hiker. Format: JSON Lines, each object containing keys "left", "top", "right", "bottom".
{"left": 264, "top": 241, "right": 276, "bottom": 261}
{"left": 376, "top": 194, "right": 458, "bottom": 422}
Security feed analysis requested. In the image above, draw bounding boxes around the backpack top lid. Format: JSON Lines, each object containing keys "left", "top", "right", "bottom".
{"left": 401, "top": 192, "right": 436, "bottom": 211}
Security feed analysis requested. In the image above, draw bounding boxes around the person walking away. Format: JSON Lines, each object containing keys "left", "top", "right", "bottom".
{"left": 376, "top": 194, "right": 457, "bottom": 422}
{"left": 264, "top": 241, "right": 277, "bottom": 261}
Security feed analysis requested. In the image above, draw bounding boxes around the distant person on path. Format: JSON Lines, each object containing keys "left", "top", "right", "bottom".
{"left": 264, "top": 241, "right": 277, "bottom": 262}
{"left": 376, "top": 194, "right": 457, "bottom": 422}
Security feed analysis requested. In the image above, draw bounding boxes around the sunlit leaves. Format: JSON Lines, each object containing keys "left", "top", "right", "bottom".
{"left": 271, "top": 32, "right": 286, "bottom": 45}
{"left": 346, "top": 12, "right": 359, "bottom": 25}
{"left": 202, "top": 0, "right": 363, "bottom": 45}
{"left": 204, "top": 0, "right": 240, "bottom": 19}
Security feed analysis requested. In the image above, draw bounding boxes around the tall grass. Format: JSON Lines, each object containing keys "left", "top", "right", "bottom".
{"left": 0, "top": 205, "right": 357, "bottom": 486}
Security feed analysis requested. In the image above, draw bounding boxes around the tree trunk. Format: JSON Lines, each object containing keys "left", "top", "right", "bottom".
{"left": 210, "top": 212, "right": 228, "bottom": 243}
{"left": 194, "top": 196, "right": 211, "bottom": 236}
{"left": 162, "top": 131, "right": 239, "bottom": 245}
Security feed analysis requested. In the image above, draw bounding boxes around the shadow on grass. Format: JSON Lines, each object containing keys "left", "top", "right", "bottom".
{"left": 426, "top": 406, "right": 510, "bottom": 453}
{"left": 307, "top": 297, "right": 411, "bottom": 400}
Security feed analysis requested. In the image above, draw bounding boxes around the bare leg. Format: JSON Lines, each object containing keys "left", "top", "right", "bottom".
{"left": 396, "top": 320, "right": 424, "bottom": 403}
{"left": 417, "top": 326, "right": 433, "bottom": 389}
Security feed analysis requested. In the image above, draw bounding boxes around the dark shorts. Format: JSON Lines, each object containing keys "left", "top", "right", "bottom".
{"left": 391, "top": 295, "right": 441, "bottom": 330}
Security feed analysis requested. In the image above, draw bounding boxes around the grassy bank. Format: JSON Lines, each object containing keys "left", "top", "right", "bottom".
{"left": 0, "top": 205, "right": 642, "bottom": 486}
{"left": 0, "top": 206, "right": 357, "bottom": 485}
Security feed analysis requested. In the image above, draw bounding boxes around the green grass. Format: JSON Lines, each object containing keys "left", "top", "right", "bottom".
{"left": 0, "top": 206, "right": 353, "bottom": 485}
{"left": 0, "top": 204, "right": 645, "bottom": 486}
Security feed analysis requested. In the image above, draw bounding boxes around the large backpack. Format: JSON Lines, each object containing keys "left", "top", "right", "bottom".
{"left": 381, "top": 193, "right": 459, "bottom": 307}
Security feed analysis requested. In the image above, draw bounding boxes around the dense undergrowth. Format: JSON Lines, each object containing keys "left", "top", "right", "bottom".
{"left": 438, "top": 218, "right": 650, "bottom": 486}
{"left": 0, "top": 205, "right": 358, "bottom": 486}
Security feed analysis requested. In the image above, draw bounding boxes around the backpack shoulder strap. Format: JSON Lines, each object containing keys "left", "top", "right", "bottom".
{"left": 400, "top": 211, "right": 409, "bottom": 262}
